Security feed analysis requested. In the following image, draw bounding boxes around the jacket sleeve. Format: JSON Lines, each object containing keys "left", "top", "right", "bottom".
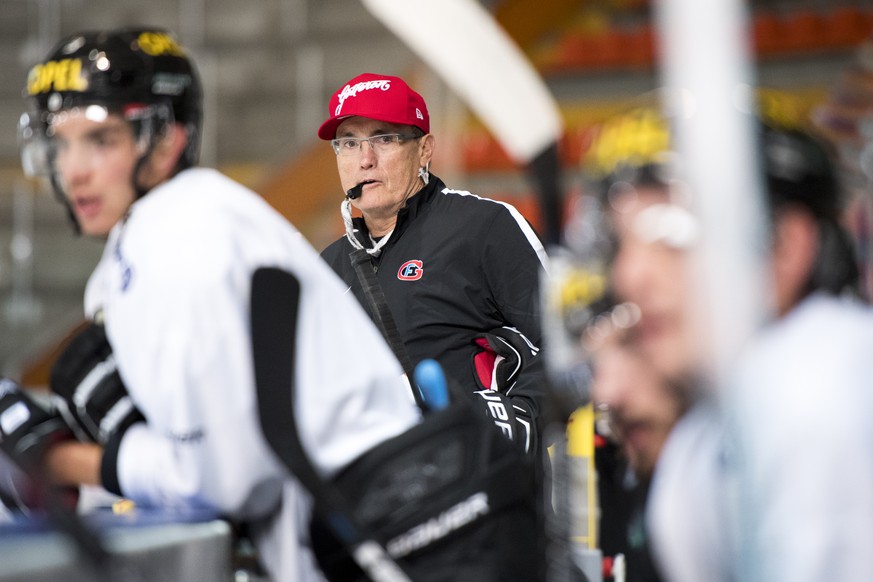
{"left": 479, "top": 206, "right": 550, "bottom": 443}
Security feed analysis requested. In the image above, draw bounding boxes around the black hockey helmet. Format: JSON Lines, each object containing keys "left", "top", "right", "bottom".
{"left": 19, "top": 27, "right": 202, "bottom": 179}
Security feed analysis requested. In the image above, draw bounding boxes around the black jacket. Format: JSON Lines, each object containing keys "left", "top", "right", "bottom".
{"left": 321, "top": 175, "right": 548, "bottom": 427}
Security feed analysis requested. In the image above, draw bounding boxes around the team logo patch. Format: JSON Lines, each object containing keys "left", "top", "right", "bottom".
{"left": 398, "top": 260, "right": 424, "bottom": 281}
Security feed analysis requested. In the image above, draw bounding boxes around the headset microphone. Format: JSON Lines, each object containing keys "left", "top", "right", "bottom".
{"left": 346, "top": 183, "right": 364, "bottom": 199}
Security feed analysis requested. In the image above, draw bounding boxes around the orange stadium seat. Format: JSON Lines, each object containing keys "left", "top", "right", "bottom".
{"left": 753, "top": 12, "right": 785, "bottom": 56}
{"left": 824, "top": 6, "right": 873, "bottom": 49}
{"left": 782, "top": 9, "right": 825, "bottom": 53}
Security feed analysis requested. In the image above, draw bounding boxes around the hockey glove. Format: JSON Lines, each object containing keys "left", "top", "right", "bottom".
{"left": 50, "top": 322, "right": 144, "bottom": 446}
{"left": 0, "top": 448, "right": 34, "bottom": 515}
{"left": 0, "top": 378, "right": 72, "bottom": 472}
{"left": 472, "top": 390, "right": 536, "bottom": 455}
{"left": 472, "top": 326, "right": 540, "bottom": 393}
{"left": 0, "top": 378, "right": 81, "bottom": 514}
{"left": 311, "top": 394, "right": 544, "bottom": 582}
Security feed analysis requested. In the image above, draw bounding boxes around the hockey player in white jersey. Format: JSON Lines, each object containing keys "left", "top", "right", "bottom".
{"left": 0, "top": 27, "right": 420, "bottom": 580}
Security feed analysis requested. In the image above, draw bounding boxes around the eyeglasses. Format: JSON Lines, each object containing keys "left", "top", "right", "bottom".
{"left": 331, "top": 133, "right": 421, "bottom": 156}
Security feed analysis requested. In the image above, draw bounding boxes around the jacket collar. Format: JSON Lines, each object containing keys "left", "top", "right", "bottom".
{"left": 350, "top": 174, "right": 444, "bottom": 250}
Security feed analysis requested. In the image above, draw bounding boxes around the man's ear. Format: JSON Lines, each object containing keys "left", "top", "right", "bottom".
{"left": 771, "top": 205, "right": 819, "bottom": 316}
{"left": 418, "top": 134, "right": 435, "bottom": 167}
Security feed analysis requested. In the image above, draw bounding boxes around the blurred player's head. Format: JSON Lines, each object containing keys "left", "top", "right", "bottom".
{"left": 585, "top": 93, "right": 858, "bottom": 382}
{"left": 585, "top": 104, "right": 699, "bottom": 384}
{"left": 19, "top": 28, "right": 202, "bottom": 236}
{"left": 318, "top": 73, "right": 433, "bottom": 234}
{"left": 586, "top": 302, "right": 688, "bottom": 477}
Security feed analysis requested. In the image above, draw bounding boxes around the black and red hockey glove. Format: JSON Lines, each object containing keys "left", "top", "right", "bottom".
{"left": 472, "top": 326, "right": 540, "bottom": 393}
{"left": 471, "top": 389, "right": 537, "bottom": 455}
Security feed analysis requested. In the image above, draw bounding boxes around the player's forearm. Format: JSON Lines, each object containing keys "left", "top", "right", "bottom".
{"left": 44, "top": 441, "right": 102, "bottom": 487}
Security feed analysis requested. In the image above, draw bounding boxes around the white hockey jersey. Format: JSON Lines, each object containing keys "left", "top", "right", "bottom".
{"left": 84, "top": 167, "right": 421, "bottom": 580}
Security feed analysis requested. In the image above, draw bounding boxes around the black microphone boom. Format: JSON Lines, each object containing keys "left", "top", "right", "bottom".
{"left": 346, "top": 183, "right": 364, "bottom": 199}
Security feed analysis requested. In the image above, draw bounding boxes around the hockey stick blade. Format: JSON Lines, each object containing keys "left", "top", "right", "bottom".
{"left": 250, "top": 267, "right": 412, "bottom": 582}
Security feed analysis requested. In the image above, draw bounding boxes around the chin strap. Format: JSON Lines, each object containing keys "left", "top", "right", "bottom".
{"left": 341, "top": 198, "right": 392, "bottom": 257}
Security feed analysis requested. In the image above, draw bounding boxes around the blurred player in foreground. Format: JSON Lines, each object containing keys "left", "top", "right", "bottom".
{"left": 1, "top": 27, "right": 419, "bottom": 580}
{"left": 588, "top": 97, "right": 873, "bottom": 582}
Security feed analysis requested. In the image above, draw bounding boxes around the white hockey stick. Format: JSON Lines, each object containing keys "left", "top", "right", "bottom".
{"left": 361, "top": 0, "right": 566, "bottom": 245}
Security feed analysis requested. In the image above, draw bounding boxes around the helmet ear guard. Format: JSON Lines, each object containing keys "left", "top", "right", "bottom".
{"left": 18, "top": 108, "right": 50, "bottom": 178}
{"left": 120, "top": 101, "right": 177, "bottom": 160}
{"left": 806, "top": 219, "right": 861, "bottom": 298}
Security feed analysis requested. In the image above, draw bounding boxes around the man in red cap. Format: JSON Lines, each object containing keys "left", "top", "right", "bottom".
{"left": 319, "top": 72, "right": 550, "bottom": 457}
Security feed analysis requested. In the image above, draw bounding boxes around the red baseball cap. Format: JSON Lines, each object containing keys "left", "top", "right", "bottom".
{"left": 317, "top": 73, "right": 430, "bottom": 140}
